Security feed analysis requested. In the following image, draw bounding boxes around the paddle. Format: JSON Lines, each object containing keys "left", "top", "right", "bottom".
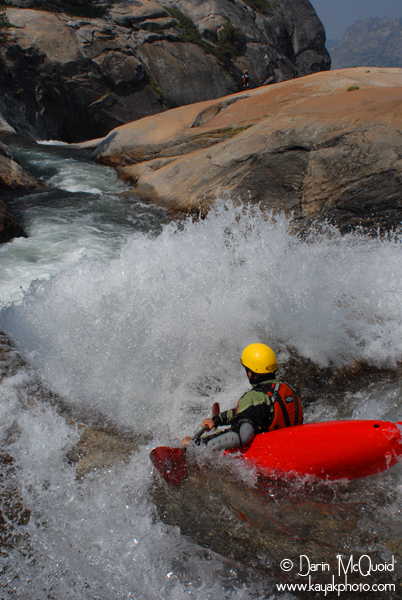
{"left": 149, "top": 426, "right": 207, "bottom": 485}
{"left": 149, "top": 446, "right": 188, "bottom": 486}
{"left": 150, "top": 402, "right": 220, "bottom": 486}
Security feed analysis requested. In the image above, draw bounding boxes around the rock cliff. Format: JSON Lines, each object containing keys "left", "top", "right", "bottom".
{"left": 0, "top": 0, "right": 330, "bottom": 142}
{"left": 91, "top": 67, "right": 402, "bottom": 232}
{"left": 330, "top": 17, "right": 402, "bottom": 70}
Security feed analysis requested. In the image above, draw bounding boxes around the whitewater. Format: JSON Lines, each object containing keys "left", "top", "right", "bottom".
{"left": 1, "top": 136, "right": 402, "bottom": 599}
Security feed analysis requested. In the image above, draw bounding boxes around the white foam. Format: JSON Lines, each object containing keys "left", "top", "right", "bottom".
{"left": 1, "top": 380, "right": 257, "bottom": 599}
{"left": 47, "top": 158, "right": 128, "bottom": 194}
{"left": 2, "top": 200, "right": 402, "bottom": 435}
{"left": 38, "top": 140, "right": 70, "bottom": 146}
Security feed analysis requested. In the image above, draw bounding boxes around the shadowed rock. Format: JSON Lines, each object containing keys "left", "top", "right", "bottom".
{"left": 0, "top": 140, "right": 45, "bottom": 243}
{"left": 0, "top": 142, "right": 42, "bottom": 191}
{"left": 0, "top": 200, "right": 27, "bottom": 244}
{"left": 150, "top": 459, "right": 401, "bottom": 590}
{"left": 0, "top": 453, "right": 32, "bottom": 560}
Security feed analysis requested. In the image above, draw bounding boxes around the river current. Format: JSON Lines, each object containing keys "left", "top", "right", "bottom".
{"left": 1, "top": 136, "right": 402, "bottom": 599}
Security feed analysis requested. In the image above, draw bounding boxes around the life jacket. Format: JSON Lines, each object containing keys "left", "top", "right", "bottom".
{"left": 254, "top": 381, "right": 303, "bottom": 431}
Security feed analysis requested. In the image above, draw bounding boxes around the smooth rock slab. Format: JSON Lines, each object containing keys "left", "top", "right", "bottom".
{"left": 93, "top": 67, "right": 402, "bottom": 231}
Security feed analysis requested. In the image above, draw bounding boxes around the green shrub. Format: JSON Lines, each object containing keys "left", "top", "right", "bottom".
{"left": 64, "top": 1, "right": 108, "bottom": 18}
{"left": 143, "top": 71, "right": 168, "bottom": 106}
{"left": 347, "top": 85, "right": 360, "bottom": 92}
{"left": 164, "top": 6, "right": 201, "bottom": 44}
{"left": 215, "top": 20, "right": 245, "bottom": 65}
{"left": 0, "top": 6, "right": 10, "bottom": 28}
{"left": 0, "top": 5, "right": 10, "bottom": 43}
{"left": 165, "top": 5, "right": 216, "bottom": 56}
{"left": 151, "top": 82, "right": 164, "bottom": 101}
{"left": 242, "top": 0, "right": 272, "bottom": 13}
{"left": 164, "top": 7, "right": 245, "bottom": 68}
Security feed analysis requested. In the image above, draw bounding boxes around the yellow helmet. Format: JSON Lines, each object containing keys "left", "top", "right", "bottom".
{"left": 241, "top": 343, "right": 277, "bottom": 374}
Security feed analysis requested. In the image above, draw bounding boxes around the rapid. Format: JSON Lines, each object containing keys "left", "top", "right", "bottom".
{"left": 1, "top": 136, "right": 402, "bottom": 599}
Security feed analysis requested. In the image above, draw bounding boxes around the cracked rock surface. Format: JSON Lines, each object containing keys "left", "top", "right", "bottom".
{"left": 0, "top": 0, "right": 329, "bottom": 142}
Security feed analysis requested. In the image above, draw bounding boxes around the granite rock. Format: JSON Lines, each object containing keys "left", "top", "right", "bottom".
{"left": 0, "top": 0, "right": 330, "bottom": 142}
{"left": 93, "top": 67, "right": 402, "bottom": 232}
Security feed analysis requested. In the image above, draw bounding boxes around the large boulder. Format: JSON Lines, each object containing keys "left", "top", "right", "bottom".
{"left": 174, "top": 0, "right": 329, "bottom": 76}
{"left": 0, "top": 0, "right": 330, "bottom": 142}
{"left": 0, "top": 7, "right": 164, "bottom": 141}
{"left": 0, "top": 141, "right": 43, "bottom": 191}
{"left": 92, "top": 67, "right": 402, "bottom": 232}
{"left": 0, "top": 200, "right": 27, "bottom": 243}
{"left": 0, "top": 198, "right": 27, "bottom": 244}
{"left": 0, "top": 140, "right": 43, "bottom": 243}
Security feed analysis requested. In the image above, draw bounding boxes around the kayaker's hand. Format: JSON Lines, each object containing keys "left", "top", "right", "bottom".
{"left": 182, "top": 436, "right": 192, "bottom": 447}
{"left": 201, "top": 418, "right": 214, "bottom": 431}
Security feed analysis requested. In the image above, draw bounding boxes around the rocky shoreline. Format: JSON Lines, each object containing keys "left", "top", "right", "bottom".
{"left": 0, "top": 0, "right": 333, "bottom": 243}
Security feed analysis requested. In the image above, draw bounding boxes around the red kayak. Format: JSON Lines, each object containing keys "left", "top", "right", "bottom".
{"left": 150, "top": 419, "right": 402, "bottom": 485}
{"left": 236, "top": 419, "right": 402, "bottom": 480}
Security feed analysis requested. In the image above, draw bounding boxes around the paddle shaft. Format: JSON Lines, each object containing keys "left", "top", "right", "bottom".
{"left": 150, "top": 401, "right": 221, "bottom": 485}
{"left": 192, "top": 402, "right": 220, "bottom": 441}
{"left": 192, "top": 425, "right": 209, "bottom": 442}
{"left": 191, "top": 402, "right": 220, "bottom": 441}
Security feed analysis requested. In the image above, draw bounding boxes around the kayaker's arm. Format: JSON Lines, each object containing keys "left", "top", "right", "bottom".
{"left": 212, "top": 408, "right": 236, "bottom": 427}
{"left": 201, "top": 417, "right": 215, "bottom": 430}
{"left": 182, "top": 413, "right": 237, "bottom": 446}
{"left": 212, "top": 390, "right": 273, "bottom": 428}
{"left": 182, "top": 390, "right": 273, "bottom": 447}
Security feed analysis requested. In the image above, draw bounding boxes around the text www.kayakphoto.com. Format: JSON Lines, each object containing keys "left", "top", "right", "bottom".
{"left": 276, "top": 554, "right": 396, "bottom": 596}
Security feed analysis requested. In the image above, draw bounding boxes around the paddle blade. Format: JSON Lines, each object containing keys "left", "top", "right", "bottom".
{"left": 212, "top": 402, "right": 220, "bottom": 417}
{"left": 150, "top": 446, "right": 187, "bottom": 486}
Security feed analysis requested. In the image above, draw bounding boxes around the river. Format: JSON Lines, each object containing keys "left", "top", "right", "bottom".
{"left": 1, "top": 134, "right": 402, "bottom": 599}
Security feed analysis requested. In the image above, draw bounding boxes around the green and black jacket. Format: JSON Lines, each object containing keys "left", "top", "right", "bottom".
{"left": 212, "top": 378, "right": 303, "bottom": 433}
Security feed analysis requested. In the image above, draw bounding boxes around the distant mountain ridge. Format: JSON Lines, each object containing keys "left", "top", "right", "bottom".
{"left": 330, "top": 16, "right": 402, "bottom": 69}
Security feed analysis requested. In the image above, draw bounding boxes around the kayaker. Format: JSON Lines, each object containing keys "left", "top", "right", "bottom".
{"left": 182, "top": 343, "right": 303, "bottom": 450}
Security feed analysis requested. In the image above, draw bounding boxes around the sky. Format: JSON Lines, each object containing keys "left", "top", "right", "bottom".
{"left": 310, "top": 0, "right": 402, "bottom": 40}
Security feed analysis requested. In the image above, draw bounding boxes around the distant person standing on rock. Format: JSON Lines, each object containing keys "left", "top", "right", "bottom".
{"left": 242, "top": 69, "right": 250, "bottom": 89}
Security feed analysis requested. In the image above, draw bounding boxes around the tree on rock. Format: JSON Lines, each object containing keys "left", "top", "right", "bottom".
{"left": 216, "top": 20, "right": 246, "bottom": 66}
